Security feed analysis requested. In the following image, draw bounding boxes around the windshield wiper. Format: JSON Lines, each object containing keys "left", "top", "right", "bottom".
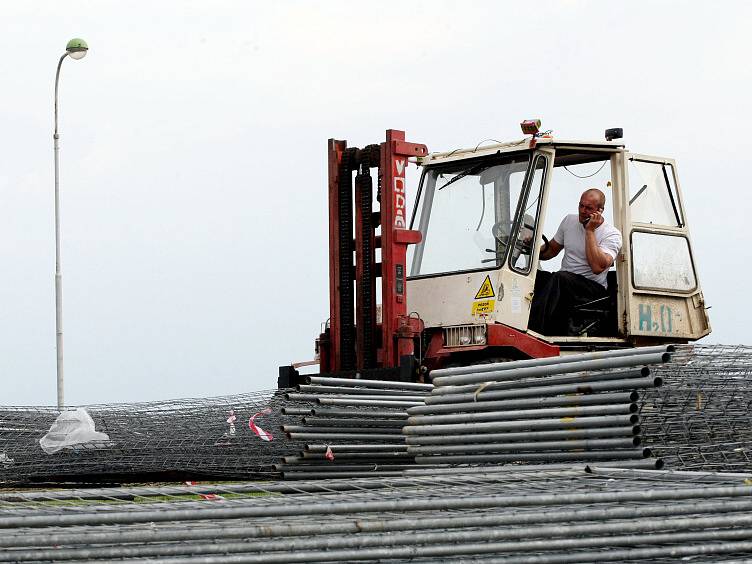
{"left": 437, "top": 163, "right": 491, "bottom": 191}
{"left": 629, "top": 184, "right": 648, "bottom": 206}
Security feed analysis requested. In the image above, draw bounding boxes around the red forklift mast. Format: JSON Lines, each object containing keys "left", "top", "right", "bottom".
{"left": 319, "top": 130, "right": 427, "bottom": 379}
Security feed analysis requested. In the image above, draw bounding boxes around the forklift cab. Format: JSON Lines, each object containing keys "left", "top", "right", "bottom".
{"left": 406, "top": 133, "right": 710, "bottom": 360}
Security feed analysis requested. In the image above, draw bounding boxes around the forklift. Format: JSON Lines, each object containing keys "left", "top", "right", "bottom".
{"left": 281, "top": 123, "right": 710, "bottom": 385}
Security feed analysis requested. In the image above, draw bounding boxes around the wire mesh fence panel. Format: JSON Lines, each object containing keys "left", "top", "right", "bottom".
{"left": 0, "top": 391, "right": 302, "bottom": 483}
{"left": 640, "top": 344, "right": 752, "bottom": 472}
{"left": 2, "top": 344, "right": 752, "bottom": 486}
{"left": 2, "top": 468, "right": 752, "bottom": 562}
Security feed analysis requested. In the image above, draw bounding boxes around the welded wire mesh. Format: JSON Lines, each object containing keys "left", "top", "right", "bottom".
{"left": 0, "top": 391, "right": 299, "bottom": 483}
{"left": 641, "top": 344, "right": 752, "bottom": 472}
{"left": 2, "top": 345, "right": 752, "bottom": 486}
{"left": 1, "top": 467, "right": 752, "bottom": 562}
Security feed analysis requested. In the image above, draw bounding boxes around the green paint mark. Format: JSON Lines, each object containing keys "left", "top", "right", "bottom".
{"left": 639, "top": 304, "right": 652, "bottom": 331}
{"left": 659, "top": 305, "right": 674, "bottom": 333}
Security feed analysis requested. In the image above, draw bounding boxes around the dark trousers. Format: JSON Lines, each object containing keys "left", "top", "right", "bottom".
{"left": 528, "top": 271, "right": 607, "bottom": 336}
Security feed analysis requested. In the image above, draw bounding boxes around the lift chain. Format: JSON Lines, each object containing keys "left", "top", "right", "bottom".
{"left": 338, "top": 147, "right": 358, "bottom": 371}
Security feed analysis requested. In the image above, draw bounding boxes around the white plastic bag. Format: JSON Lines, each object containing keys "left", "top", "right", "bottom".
{"left": 39, "top": 408, "right": 110, "bottom": 454}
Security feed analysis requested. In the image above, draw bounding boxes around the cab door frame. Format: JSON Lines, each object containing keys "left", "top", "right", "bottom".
{"left": 621, "top": 153, "right": 711, "bottom": 341}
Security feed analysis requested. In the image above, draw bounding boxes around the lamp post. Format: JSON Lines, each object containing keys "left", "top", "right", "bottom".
{"left": 54, "top": 38, "right": 88, "bottom": 409}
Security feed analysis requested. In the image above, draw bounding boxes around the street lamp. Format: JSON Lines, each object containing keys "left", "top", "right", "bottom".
{"left": 53, "top": 38, "right": 88, "bottom": 409}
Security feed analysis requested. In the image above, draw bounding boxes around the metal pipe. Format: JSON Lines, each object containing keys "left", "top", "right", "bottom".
{"left": 286, "top": 432, "right": 405, "bottom": 441}
{"left": 305, "top": 444, "right": 409, "bottom": 452}
{"left": 431, "top": 352, "right": 670, "bottom": 387}
{"left": 311, "top": 408, "right": 408, "bottom": 418}
{"left": 301, "top": 451, "right": 413, "bottom": 459}
{"left": 403, "top": 414, "right": 639, "bottom": 435}
{"left": 307, "top": 376, "right": 433, "bottom": 391}
{"left": 281, "top": 471, "right": 406, "bottom": 480}
{"left": 282, "top": 426, "right": 403, "bottom": 435}
{"left": 302, "top": 417, "right": 405, "bottom": 428}
{"left": 430, "top": 345, "right": 674, "bottom": 378}
{"left": 276, "top": 462, "right": 436, "bottom": 471}
{"left": 286, "top": 393, "right": 426, "bottom": 402}
{"left": 297, "top": 385, "right": 424, "bottom": 396}
{"left": 490, "top": 541, "right": 752, "bottom": 564}
{"left": 407, "top": 391, "right": 639, "bottom": 415}
{"left": 586, "top": 466, "right": 752, "bottom": 481}
{"left": 414, "top": 449, "right": 650, "bottom": 465}
{"left": 52, "top": 53, "right": 71, "bottom": 409}
{"left": 401, "top": 459, "right": 666, "bottom": 474}
{"left": 406, "top": 403, "right": 637, "bottom": 426}
{"left": 285, "top": 393, "right": 324, "bottom": 401}
{"left": 426, "top": 376, "right": 662, "bottom": 405}
{"left": 280, "top": 407, "right": 314, "bottom": 416}
{"left": 317, "top": 398, "right": 424, "bottom": 408}
{"left": 407, "top": 437, "right": 641, "bottom": 455}
{"left": 68, "top": 534, "right": 752, "bottom": 563}
{"left": 586, "top": 458, "right": 664, "bottom": 470}
{"left": 404, "top": 425, "right": 640, "bottom": 445}
{"left": 431, "top": 367, "right": 649, "bottom": 396}
{"left": 281, "top": 462, "right": 416, "bottom": 470}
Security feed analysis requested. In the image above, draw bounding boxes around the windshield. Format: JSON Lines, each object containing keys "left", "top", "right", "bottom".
{"left": 628, "top": 159, "right": 684, "bottom": 227}
{"left": 409, "top": 153, "right": 531, "bottom": 276}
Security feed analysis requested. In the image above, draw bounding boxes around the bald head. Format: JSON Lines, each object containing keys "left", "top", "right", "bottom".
{"left": 582, "top": 188, "right": 606, "bottom": 209}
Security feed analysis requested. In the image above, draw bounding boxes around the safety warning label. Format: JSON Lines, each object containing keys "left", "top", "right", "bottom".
{"left": 474, "top": 276, "right": 495, "bottom": 300}
{"left": 472, "top": 299, "right": 496, "bottom": 316}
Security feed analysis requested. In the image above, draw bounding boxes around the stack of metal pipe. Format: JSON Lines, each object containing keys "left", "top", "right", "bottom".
{"left": 3, "top": 466, "right": 752, "bottom": 562}
{"left": 278, "top": 376, "right": 433, "bottom": 479}
{"left": 404, "top": 346, "right": 673, "bottom": 468}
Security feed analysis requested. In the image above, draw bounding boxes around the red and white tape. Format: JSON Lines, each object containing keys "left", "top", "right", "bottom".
{"left": 249, "top": 408, "right": 274, "bottom": 442}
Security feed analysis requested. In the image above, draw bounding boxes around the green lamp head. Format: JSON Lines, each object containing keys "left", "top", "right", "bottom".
{"left": 65, "top": 38, "right": 88, "bottom": 60}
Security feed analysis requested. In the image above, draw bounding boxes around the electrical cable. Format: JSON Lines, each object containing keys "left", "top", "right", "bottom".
{"left": 563, "top": 160, "right": 608, "bottom": 179}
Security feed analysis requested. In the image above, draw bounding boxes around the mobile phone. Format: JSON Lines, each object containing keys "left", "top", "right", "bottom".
{"left": 581, "top": 216, "right": 591, "bottom": 226}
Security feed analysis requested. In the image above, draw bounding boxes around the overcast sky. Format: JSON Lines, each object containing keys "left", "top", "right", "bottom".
{"left": 1, "top": 1, "right": 750, "bottom": 406}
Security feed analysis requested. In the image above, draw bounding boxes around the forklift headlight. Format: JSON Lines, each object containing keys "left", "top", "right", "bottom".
{"left": 473, "top": 325, "right": 487, "bottom": 345}
{"left": 444, "top": 324, "right": 487, "bottom": 347}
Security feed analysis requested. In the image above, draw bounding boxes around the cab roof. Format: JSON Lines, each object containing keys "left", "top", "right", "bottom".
{"left": 417, "top": 137, "right": 626, "bottom": 167}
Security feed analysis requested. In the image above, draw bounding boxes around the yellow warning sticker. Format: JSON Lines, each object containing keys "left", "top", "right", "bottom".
{"left": 472, "top": 299, "right": 496, "bottom": 316}
{"left": 474, "top": 276, "right": 495, "bottom": 300}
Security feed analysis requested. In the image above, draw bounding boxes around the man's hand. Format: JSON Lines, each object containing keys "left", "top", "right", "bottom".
{"left": 583, "top": 213, "right": 614, "bottom": 274}
{"left": 584, "top": 211, "right": 604, "bottom": 232}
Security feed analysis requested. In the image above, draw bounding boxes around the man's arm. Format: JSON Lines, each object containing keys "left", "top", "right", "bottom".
{"left": 539, "top": 238, "right": 563, "bottom": 261}
{"left": 584, "top": 212, "right": 615, "bottom": 274}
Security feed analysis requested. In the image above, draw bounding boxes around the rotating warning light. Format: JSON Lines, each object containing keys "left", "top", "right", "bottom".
{"left": 521, "top": 119, "right": 541, "bottom": 136}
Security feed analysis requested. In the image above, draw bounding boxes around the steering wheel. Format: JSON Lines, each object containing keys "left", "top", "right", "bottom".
{"left": 493, "top": 220, "right": 541, "bottom": 254}
{"left": 484, "top": 223, "right": 548, "bottom": 265}
{"left": 491, "top": 220, "right": 514, "bottom": 246}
